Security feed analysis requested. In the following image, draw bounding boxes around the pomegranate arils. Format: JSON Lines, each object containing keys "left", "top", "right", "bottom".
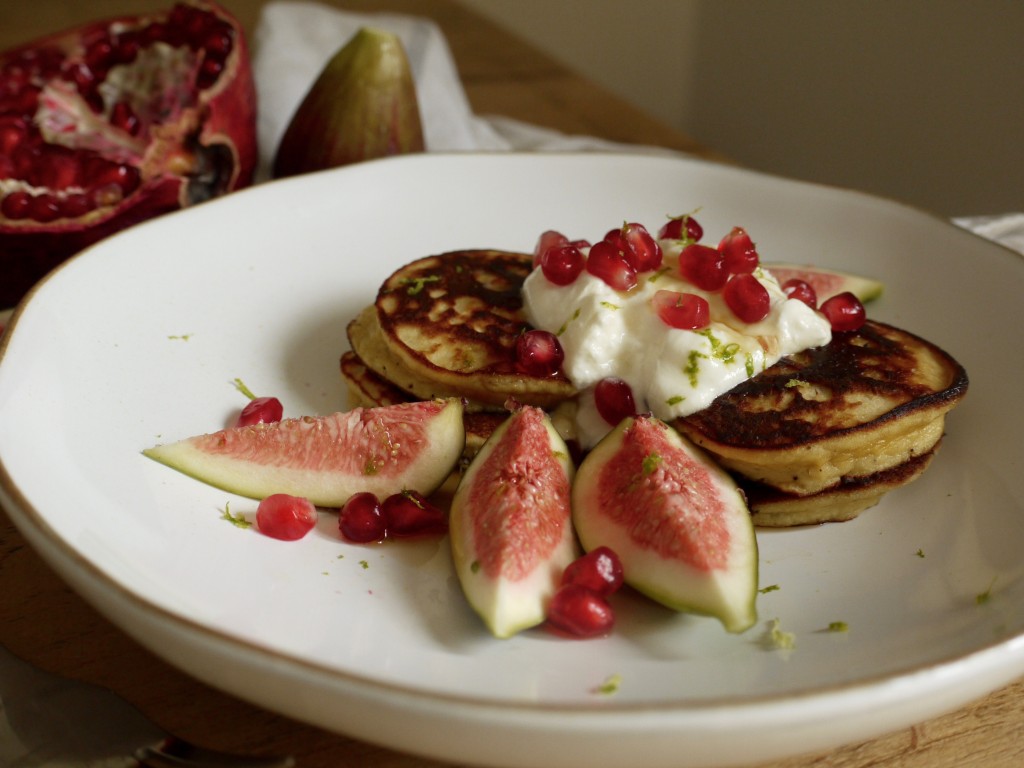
{"left": 619, "top": 222, "right": 663, "bottom": 272}
{"left": 782, "top": 278, "right": 817, "bottom": 309}
{"left": 540, "top": 244, "right": 585, "bottom": 285}
{"left": 724, "top": 273, "right": 771, "bottom": 323}
{"left": 587, "top": 239, "right": 638, "bottom": 291}
{"left": 547, "top": 584, "right": 615, "bottom": 638}
{"left": 679, "top": 243, "right": 728, "bottom": 291}
{"left": 594, "top": 377, "right": 637, "bottom": 426}
{"left": 561, "top": 546, "right": 624, "bottom": 596}
{"left": 256, "top": 493, "right": 317, "bottom": 541}
{"left": 820, "top": 291, "right": 866, "bottom": 331}
{"left": 533, "top": 229, "right": 570, "bottom": 268}
{"left": 652, "top": 289, "right": 710, "bottom": 330}
{"left": 339, "top": 492, "right": 386, "bottom": 543}
{"left": 516, "top": 329, "right": 564, "bottom": 377}
{"left": 658, "top": 214, "right": 703, "bottom": 243}
{"left": 236, "top": 396, "right": 284, "bottom": 427}
{"left": 381, "top": 490, "right": 448, "bottom": 537}
{"left": 718, "top": 226, "right": 759, "bottom": 274}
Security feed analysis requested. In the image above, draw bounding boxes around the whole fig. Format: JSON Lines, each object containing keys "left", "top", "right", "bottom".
{"left": 272, "top": 27, "right": 425, "bottom": 178}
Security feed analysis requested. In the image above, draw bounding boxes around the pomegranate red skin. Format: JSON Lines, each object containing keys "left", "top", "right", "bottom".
{"left": 0, "top": 2, "right": 257, "bottom": 308}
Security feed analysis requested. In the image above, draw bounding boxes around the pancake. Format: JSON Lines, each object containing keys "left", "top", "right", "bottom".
{"left": 352, "top": 250, "right": 575, "bottom": 409}
{"left": 739, "top": 447, "right": 939, "bottom": 527}
{"left": 674, "top": 320, "right": 968, "bottom": 497}
{"left": 344, "top": 249, "right": 968, "bottom": 527}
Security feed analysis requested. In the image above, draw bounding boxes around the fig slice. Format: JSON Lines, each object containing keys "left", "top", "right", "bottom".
{"left": 763, "top": 262, "right": 884, "bottom": 304}
{"left": 143, "top": 398, "right": 464, "bottom": 507}
{"left": 572, "top": 415, "right": 758, "bottom": 633}
{"left": 450, "top": 406, "right": 578, "bottom": 639}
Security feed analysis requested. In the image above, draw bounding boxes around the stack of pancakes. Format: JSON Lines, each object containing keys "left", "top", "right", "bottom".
{"left": 344, "top": 249, "right": 968, "bottom": 527}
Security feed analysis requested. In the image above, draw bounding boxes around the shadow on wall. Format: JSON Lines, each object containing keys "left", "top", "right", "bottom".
{"left": 687, "top": 1, "right": 1023, "bottom": 217}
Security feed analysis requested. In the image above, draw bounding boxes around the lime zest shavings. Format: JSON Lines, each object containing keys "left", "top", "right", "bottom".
{"left": 592, "top": 673, "right": 622, "bottom": 695}
{"left": 232, "top": 377, "right": 258, "bottom": 400}
{"left": 221, "top": 501, "right": 252, "bottom": 529}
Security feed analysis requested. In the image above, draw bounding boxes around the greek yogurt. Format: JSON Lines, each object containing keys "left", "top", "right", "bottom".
{"left": 522, "top": 239, "right": 832, "bottom": 448}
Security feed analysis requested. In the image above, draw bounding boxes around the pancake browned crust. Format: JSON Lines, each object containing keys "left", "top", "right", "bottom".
{"left": 350, "top": 250, "right": 575, "bottom": 409}
{"left": 674, "top": 320, "right": 968, "bottom": 499}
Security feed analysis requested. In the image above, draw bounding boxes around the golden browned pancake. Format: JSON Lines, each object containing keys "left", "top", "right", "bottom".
{"left": 350, "top": 250, "right": 575, "bottom": 409}
{"left": 674, "top": 320, "right": 968, "bottom": 499}
{"left": 739, "top": 447, "right": 938, "bottom": 527}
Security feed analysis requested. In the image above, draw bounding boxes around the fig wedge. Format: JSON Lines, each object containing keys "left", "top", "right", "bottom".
{"left": 272, "top": 27, "right": 424, "bottom": 178}
{"left": 450, "top": 406, "right": 578, "bottom": 639}
{"left": 143, "top": 399, "right": 464, "bottom": 507}
{"left": 572, "top": 415, "right": 758, "bottom": 633}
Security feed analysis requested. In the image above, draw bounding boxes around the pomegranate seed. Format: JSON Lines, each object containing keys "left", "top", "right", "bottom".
{"left": 110, "top": 101, "right": 141, "bottom": 136}
{"left": 256, "top": 494, "right": 317, "bottom": 541}
{"left": 0, "top": 118, "right": 27, "bottom": 154}
{"left": 1, "top": 190, "right": 31, "bottom": 219}
{"left": 339, "top": 492, "right": 386, "bottom": 543}
{"left": 28, "top": 193, "right": 60, "bottom": 223}
{"left": 561, "top": 546, "right": 624, "bottom": 596}
{"left": 587, "top": 240, "right": 637, "bottom": 291}
{"left": 84, "top": 39, "right": 115, "bottom": 71}
{"left": 381, "top": 490, "right": 447, "bottom": 537}
{"left": 515, "top": 329, "right": 564, "bottom": 377}
{"left": 197, "top": 57, "right": 225, "bottom": 89}
{"left": 547, "top": 584, "right": 615, "bottom": 638}
{"left": 723, "top": 273, "right": 771, "bottom": 323}
{"left": 540, "top": 244, "right": 585, "bottom": 285}
{"left": 57, "top": 192, "right": 92, "bottom": 219}
{"left": 679, "top": 243, "right": 728, "bottom": 291}
{"left": 236, "top": 396, "right": 283, "bottom": 427}
{"left": 651, "top": 289, "right": 710, "bottom": 330}
{"left": 782, "top": 278, "right": 817, "bottom": 309}
{"left": 718, "top": 226, "right": 759, "bottom": 274}
{"left": 658, "top": 214, "right": 703, "bottom": 243}
{"left": 619, "top": 222, "right": 663, "bottom": 272}
{"left": 594, "top": 377, "right": 637, "bottom": 426}
{"left": 819, "top": 291, "right": 866, "bottom": 331}
{"left": 533, "top": 229, "right": 570, "bottom": 267}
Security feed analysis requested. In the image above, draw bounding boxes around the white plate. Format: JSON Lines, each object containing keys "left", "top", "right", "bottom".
{"left": 1, "top": 153, "right": 1022, "bottom": 768}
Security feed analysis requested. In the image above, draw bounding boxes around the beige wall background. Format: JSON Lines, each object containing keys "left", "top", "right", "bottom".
{"left": 457, "top": 0, "right": 1022, "bottom": 218}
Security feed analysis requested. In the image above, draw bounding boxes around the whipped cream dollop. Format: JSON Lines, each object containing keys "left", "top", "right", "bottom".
{"left": 522, "top": 240, "right": 832, "bottom": 448}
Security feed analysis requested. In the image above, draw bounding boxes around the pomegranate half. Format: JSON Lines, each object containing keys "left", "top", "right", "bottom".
{"left": 0, "top": 1, "right": 258, "bottom": 307}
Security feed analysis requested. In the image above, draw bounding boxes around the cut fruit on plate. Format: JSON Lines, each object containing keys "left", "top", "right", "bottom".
{"left": 572, "top": 415, "right": 758, "bottom": 633}
{"left": 450, "top": 406, "right": 578, "bottom": 639}
{"left": 143, "top": 398, "right": 464, "bottom": 507}
{"left": 764, "top": 263, "right": 884, "bottom": 303}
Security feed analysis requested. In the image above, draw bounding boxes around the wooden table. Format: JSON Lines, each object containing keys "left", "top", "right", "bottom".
{"left": 0, "top": 2, "right": 1021, "bottom": 766}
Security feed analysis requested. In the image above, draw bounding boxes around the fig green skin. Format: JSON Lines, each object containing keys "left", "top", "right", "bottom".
{"left": 763, "top": 262, "right": 884, "bottom": 304}
{"left": 143, "top": 398, "right": 464, "bottom": 507}
{"left": 272, "top": 27, "right": 425, "bottom": 178}
{"left": 572, "top": 416, "right": 758, "bottom": 634}
{"left": 450, "top": 407, "right": 578, "bottom": 639}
